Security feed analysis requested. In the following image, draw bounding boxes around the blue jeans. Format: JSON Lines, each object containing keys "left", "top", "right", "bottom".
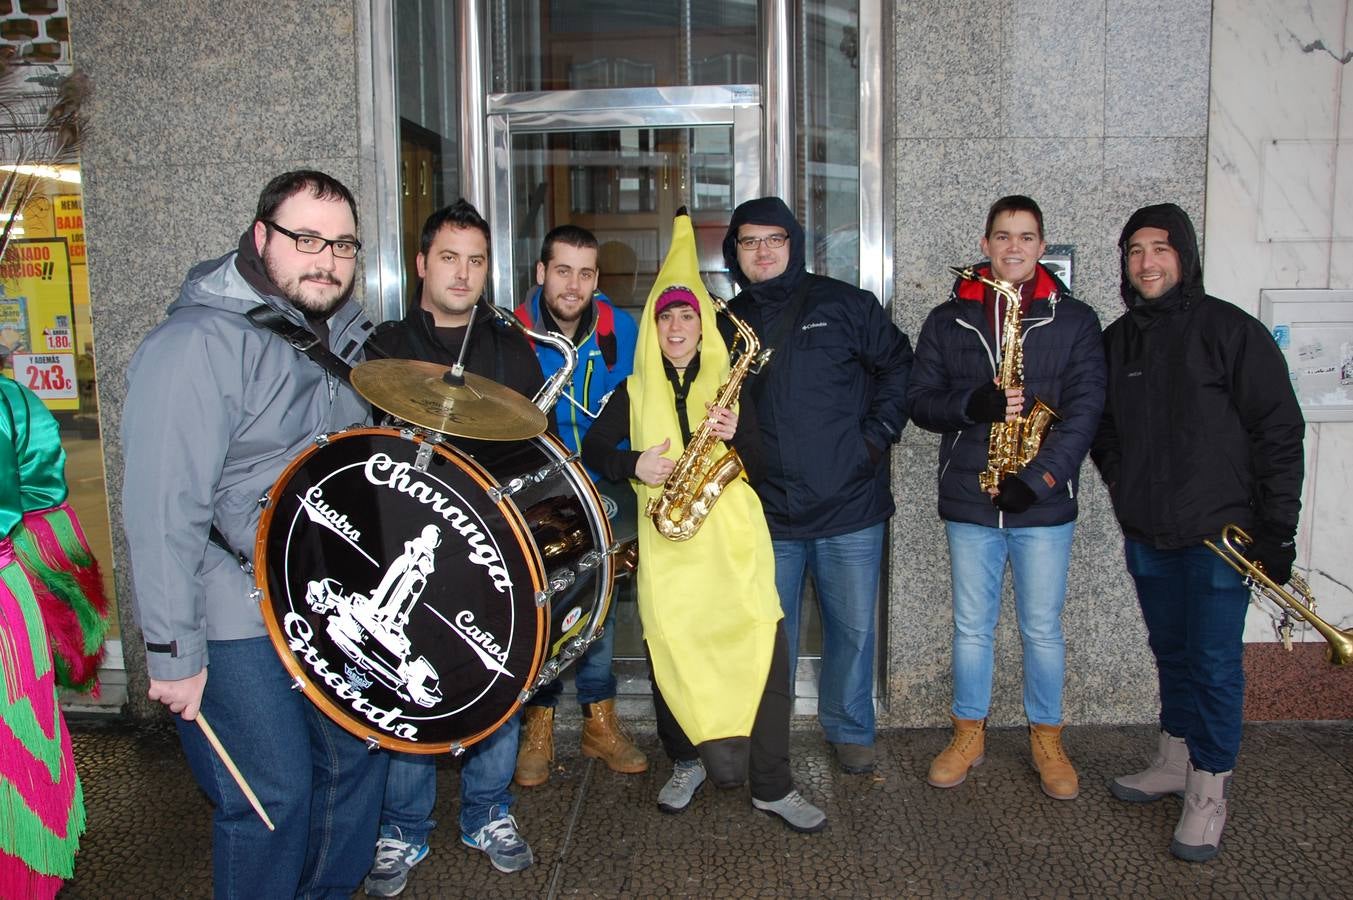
{"left": 773, "top": 522, "right": 884, "bottom": 746}
{"left": 379, "top": 711, "right": 520, "bottom": 843}
{"left": 945, "top": 520, "right": 1075, "bottom": 724}
{"left": 526, "top": 618, "right": 617, "bottom": 708}
{"left": 1124, "top": 539, "right": 1249, "bottom": 773}
{"left": 174, "top": 637, "right": 388, "bottom": 900}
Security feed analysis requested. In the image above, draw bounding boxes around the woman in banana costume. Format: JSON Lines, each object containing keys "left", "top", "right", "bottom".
{"left": 581, "top": 212, "right": 826, "bottom": 833}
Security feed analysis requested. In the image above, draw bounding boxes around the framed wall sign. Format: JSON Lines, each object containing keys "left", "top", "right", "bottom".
{"left": 1260, "top": 289, "right": 1353, "bottom": 422}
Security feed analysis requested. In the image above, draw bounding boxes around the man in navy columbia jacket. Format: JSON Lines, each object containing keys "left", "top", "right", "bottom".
{"left": 907, "top": 196, "right": 1105, "bottom": 802}
{"left": 724, "top": 197, "right": 913, "bottom": 775}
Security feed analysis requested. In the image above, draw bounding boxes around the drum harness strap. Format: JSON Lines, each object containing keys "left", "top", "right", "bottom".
{"left": 201, "top": 305, "right": 375, "bottom": 579}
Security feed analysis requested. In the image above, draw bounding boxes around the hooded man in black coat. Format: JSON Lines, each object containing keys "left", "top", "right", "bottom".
{"left": 723, "top": 197, "right": 914, "bottom": 775}
{"left": 1092, "top": 203, "right": 1304, "bottom": 863}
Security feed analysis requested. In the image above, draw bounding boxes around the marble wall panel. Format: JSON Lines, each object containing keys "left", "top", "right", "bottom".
{"left": 1204, "top": 1, "right": 1353, "bottom": 705}
{"left": 1258, "top": 140, "right": 1338, "bottom": 242}
{"left": 1204, "top": 0, "right": 1347, "bottom": 307}
{"left": 1105, "top": 0, "right": 1211, "bottom": 138}
{"left": 1305, "top": 424, "right": 1353, "bottom": 632}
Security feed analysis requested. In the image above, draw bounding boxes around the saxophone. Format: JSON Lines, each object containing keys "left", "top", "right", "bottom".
{"left": 949, "top": 266, "right": 1060, "bottom": 492}
{"left": 645, "top": 296, "right": 771, "bottom": 541}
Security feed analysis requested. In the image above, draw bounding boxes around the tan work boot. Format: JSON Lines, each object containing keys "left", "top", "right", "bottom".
{"left": 1029, "top": 722, "right": 1080, "bottom": 800}
{"left": 927, "top": 716, "right": 986, "bottom": 788}
{"left": 1110, "top": 730, "right": 1187, "bottom": 802}
{"left": 581, "top": 698, "right": 648, "bottom": 774}
{"left": 1170, "top": 762, "right": 1231, "bottom": 862}
{"left": 514, "top": 706, "right": 554, "bottom": 787}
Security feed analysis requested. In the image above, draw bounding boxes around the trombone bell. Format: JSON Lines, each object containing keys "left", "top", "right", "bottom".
{"left": 1204, "top": 524, "right": 1352, "bottom": 667}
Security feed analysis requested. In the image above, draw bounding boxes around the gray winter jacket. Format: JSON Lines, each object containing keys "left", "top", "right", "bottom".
{"left": 122, "top": 246, "right": 374, "bottom": 680}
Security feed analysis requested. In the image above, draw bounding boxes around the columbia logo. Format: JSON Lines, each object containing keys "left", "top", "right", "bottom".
{"left": 801, "top": 321, "right": 828, "bottom": 331}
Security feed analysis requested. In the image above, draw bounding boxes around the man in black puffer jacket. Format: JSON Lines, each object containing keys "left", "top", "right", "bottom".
{"left": 723, "top": 197, "right": 914, "bottom": 775}
{"left": 1092, "top": 203, "right": 1304, "bottom": 864}
{"left": 908, "top": 196, "right": 1105, "bottom": 803}
{"left": 363, "top": 200, "right": 543, "bottom": 893}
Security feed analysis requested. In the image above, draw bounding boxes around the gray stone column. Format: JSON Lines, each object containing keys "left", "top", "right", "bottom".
{"left": 881, "top": 0, "right": 1212, "bottom": 727}
{"left": 72, "top": 1, "right": 364, "bottom": 719}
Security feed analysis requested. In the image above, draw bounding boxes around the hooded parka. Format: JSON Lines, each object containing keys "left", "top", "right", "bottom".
{"left": 1090, "top": 204, "right": 1304, "bottom": 548}
{"left": 723, "top": 198, "right": 914, "bottom": 540}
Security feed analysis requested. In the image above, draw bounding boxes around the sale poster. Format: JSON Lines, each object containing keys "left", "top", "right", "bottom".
{"left": 0, "top": 237, "right": 78, "bottom": 410}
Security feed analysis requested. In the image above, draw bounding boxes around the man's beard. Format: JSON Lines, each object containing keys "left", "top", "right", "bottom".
{"left": 263, "top": 252, "right": 352, "bottom": 318}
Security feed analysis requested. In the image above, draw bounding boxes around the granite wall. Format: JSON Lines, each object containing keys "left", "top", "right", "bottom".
{"left": 71, "top": 0, "right": 365, "bottom": 719}
{"left": 882, "top": 0, "right": 1213, "bottom": 726}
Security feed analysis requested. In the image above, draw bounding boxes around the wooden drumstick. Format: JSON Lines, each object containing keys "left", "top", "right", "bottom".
{"left": 196, "top": 713, "right": 276, "bottom": 832}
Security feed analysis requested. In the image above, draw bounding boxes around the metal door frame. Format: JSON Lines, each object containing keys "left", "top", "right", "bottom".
{"left": 483, "top": 85, "right": 762, "bottom": 307}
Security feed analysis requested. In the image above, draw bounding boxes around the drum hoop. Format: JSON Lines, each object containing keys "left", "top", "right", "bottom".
{"left": 254, "top": 426, "right": 548, "bottom": 754}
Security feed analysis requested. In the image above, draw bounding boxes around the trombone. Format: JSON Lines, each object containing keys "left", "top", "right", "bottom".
{"left": 1204, "top": 524, "right": 1352, "bottom": 666}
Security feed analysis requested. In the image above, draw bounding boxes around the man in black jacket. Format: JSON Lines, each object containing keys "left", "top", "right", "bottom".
{"left": 1092, "top": 203, "right": 1304, "bottom": 863}
{"left": 722, "top": 197, "right": 913, "bottom": 775}
{"left": 362, "top": 200, "right": 541, "bottom": 895}
{"left": 908, "top": 196, "right": 1105, "bottom": 802}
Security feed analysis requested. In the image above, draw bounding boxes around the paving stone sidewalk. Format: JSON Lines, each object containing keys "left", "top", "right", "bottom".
{"left": 58, "top": 719, "right": 1352, "bottom": 899}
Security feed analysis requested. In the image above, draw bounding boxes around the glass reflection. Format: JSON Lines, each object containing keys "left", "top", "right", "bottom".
{"left": 509, "top": 125, "right": 736, "bottom": 310}
{"left": 493, "top": 0, "right": 758, "bottom": 93}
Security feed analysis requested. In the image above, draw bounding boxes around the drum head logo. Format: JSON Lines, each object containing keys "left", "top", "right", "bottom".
{"left": 261, "top": 432, "right": 542, "bottom": 748}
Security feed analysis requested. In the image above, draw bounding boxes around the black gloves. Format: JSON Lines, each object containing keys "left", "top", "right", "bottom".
{"left": 992, "top": 476, "right": 1036, "bottom": 514}
{"left": 1245, "top": 523, "right": 1297, "bottom": 585}
{"left": 965, "top": 381, "right": 1007, "bottom": 423}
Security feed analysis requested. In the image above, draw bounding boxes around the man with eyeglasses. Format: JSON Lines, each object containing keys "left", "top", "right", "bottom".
{"left": 721, "top": 197, "right": 914, "bottom": 776}
{"left": 511, "top": 224, "right": 646, "bottom": 789}
{"left": 122, "top": 171, "right": 388, "bottom": 898}
{"left": 361, "top": 199, "right": 542, "bottom": 895}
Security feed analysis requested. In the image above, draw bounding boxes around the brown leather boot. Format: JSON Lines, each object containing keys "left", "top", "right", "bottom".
{"left": 581, "top": 699, "right": 648, "bottom": 774}
{"left": 927, "top": 716, "right": 986, "bottom": 788}
{"left": 1029, "top": 722, "right": 1080, "bottom": 800}
{"left": 514, "top": 706, "right": 554, "bottom": 787}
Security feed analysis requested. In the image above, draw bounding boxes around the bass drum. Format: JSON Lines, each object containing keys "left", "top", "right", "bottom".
{"left": 255, "top": 426, "right": 615, "bottom": 754}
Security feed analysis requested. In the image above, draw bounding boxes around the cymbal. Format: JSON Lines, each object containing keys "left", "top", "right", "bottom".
{"left": 351, "top": 358, "right": 548, "bottom": 441}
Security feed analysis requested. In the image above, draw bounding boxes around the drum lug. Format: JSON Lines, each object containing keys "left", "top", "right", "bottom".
{"left": 248, "top": 586, "right": 262, "bottom": 602}
{"left": 487, "top": 459, "right": 573, "bottom": 503}
{"left": 546, "top": 568, "right": 576, "bottom": 596}
{"left": 449, "top": 741, "right": 465, "bottom": 758}
{"left": 414, "top": 440, "right": 435, "bottom": 472}
{"left": 291, "top": 676, "right": 305, "bottom": 692}
{"left": 534, "top": 591, "right": 549, "bottom": 608}
{"left": 575, "top": 551, "right": 601, "bottom": 572}
{"left": 365, "top": 736, "right": 381, "bottom": 752}
{"left": 314, "top": 432, "right": 331, "bottom": 447}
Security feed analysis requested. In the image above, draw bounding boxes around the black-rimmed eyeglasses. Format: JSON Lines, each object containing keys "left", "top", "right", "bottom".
{"left": 736, "top": 233, "right": 789, "bottom": 251}
{"left": 262, "top": 220, "right": 362, "bottom": 259}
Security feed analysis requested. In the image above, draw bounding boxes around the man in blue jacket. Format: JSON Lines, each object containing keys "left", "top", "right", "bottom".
{"left": 723, "top": 197, "right": 913, "bottom": 775}
{"left": 513, "top": 224, "right": 646, "bottom": 787}
{"left": 907, "top": 195, "right": 1105, "bottom": 801}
